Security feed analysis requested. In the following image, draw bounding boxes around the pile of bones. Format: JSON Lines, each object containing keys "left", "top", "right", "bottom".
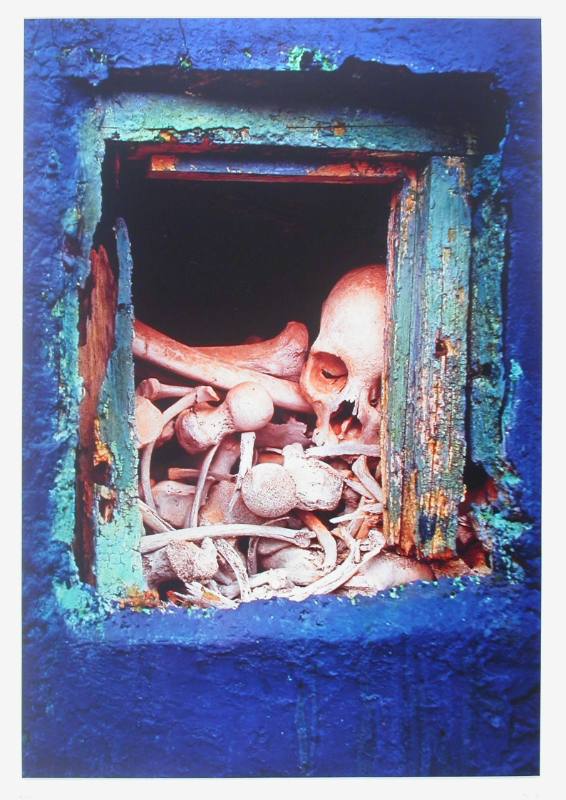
{"left": 134, "top": 265, "right": 485, "bottom": 609}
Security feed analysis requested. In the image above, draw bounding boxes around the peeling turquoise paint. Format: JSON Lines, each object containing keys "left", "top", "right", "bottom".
{"left": 287, "top": 45, "right": 337, "bottom": 72}
{"left": 48, "top": 297, "right": 81, "bottom": 555}
{"left": 473, "top": 504, "right": 528, "bottom": 583}
{"left": 94, "top": 221, "right": 145, "bottom": 597}
{"left": 503, "top": 358, "right": 525, "bottom": 453}
{"left": 178, "top": 53, "right": 192, "bottom": 71}
{"left": 96, "top": 91, "right": 477, "bottom": 154}
{"left": 469, "top": 152, "right": 507, "bottom": 474}
{"left": 53, "top": 578, "right": 112, "bottom": 628}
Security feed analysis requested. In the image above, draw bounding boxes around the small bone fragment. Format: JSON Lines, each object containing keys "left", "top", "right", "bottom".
{"left": 200, "top": 480, "right": 263, "bottom": 526}
{"left": 153, "top": 480, "right": 195, "bottom": 529}
{"left": 255, "top": 418, "right": 311, "bottom": 450}
{"left": 344, "top": 496, "right": 370, "bottom": 551}
{"left": 216, "top": 539, "right": 252, "bottom": 600}
{"left": 234, "top": 432, "right": 256, "bottom": 491}
{"left": 247, "top": 535, "right": 260, "bottom": 574}
{"left": 135, "top": 396, "right": 164, "bottom": 448}
{"left": 211, "top": 566, "right": 236, "bottom": 586}
{"left": 195, "top": 321, "right": 309, "bottom": 379}
{"left": 355, "top": 515, "right": 382, "bottom": 541}
{"left": 176, "top": 382, "right": 274, "bottom": 455}
{"left": 140, "top": 524, "right": 314, "bottom": 555}
{"left": 343, "top": 477, "right": 374, "bottom": 500}
{"left": 329, "top": 504, "right": 382, "bottom": 524}
{"left": 351, "top": 455, "right": 383, "bottom": 503}
{"left": 143, "top": 537, "right": 218, "bottom": 588}
{"left": 140, "top": 444, "right": 156, "bottom": 510}
{"left": 157, "top": 418, "right": 176, "bottom": 447}
{"left": 296, "top": 510, "right": 337, "bottom": 572}
{"left": 220, "top": 568, "right": 290, "bottom": 599}
{"left": 331, "top": 522, "right": 356, "bottom": 548}
{"left": 138, "top": 498, "right": 175, "bottom": 533}
{"left": 136, "top": 378, "right": 208, "bottom": 401}
{"left": 241, "top": 462, "right": 297, "bottom": 518}
{"left": 168, "top": 467, "right": 233, "bottom": 483}
{"left": 282, "top": 443, "right": 343, "bottom": 511}
{"left": 342, "top": 551, "right": 434, "bottom": 594}
{"left": 133, "top": 320, "right": 312, "bottom": 413}
{"left": 258, "top": 544, "right": 324, "bottom": 586}
{"left": 341, "top": 483, "right": 362, "bottom": 516}
{"left": 228, "top": 432, "right": 256, "bottom": 514}
{"left": 210, "top": 434, "right": 241, "bottom": 476}
{"left": 170, "top": 583, "right": 238, "bottom": 610}
{"left": 305, "top": 443, "right": 381, "bottom": 459}
{"left": 188, "top": 442, "right": 221, "bottom": 528}
{"left": 290, "top": 532, "right": 386, "bottom": 602}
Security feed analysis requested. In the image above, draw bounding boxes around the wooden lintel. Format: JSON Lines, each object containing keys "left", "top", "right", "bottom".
{"left": 146, "top": 153, "right": 413, "bottom": 184}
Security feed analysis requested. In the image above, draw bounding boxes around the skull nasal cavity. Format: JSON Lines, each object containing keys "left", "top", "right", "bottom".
{"left": 310, "top": 352, "right": 348, "bottom": 394}
{"left": 330, "top": 401, "right": 362, "bottom": 438}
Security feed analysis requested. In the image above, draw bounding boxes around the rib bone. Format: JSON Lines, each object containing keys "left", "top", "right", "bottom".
{"left": 133, "top": 320, "right": 311, "bottom": 414}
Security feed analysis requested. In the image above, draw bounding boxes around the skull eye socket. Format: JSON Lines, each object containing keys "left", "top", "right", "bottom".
{"left": 305, "top": 352, "right": 348, "bottom": 394}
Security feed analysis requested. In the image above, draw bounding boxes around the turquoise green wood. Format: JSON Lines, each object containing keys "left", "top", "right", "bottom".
{"left": 469, "top": 154, "right": 507, "bottom": 475}
{"left": 93, "top": 219, "right": 145, "bottom": 596}
{"left": 383, "top": 157, "right": 471, "bottom": 558}
{"left": 95, "top": 91, "right": 480, "bottom": 155}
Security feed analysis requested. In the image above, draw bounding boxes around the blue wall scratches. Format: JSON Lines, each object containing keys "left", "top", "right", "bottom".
{"left": 23, "top": 18, "right": 541, "bottom": 777}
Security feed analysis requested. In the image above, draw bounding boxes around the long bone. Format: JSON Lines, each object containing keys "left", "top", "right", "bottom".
{"left": 137, "top": 378, "right": 201, "bottom": 401}
{"left": 133, "top": 320, "right": 312, "bottom": 414}
{"left": 187, "top": 442, "right": 221, "bottom": 527}
{"left": 194, "top": 321, "right": 309, "bottom": 380}
{"left": 140, "top": 523, "right": 314, "bottom": 555}
{"left": 176, "top": 382, "right": 274, "bottom": 455}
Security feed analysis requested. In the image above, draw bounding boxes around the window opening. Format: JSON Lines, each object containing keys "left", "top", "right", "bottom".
{"left": 78, "top": 138, "right": 493, "bottom": 606}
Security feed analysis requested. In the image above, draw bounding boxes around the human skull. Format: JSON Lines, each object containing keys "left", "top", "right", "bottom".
{"left": 300, "top": 265, "right": 386, "bottom": 446}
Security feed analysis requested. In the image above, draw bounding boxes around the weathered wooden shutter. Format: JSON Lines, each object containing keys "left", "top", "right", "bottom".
{"left": 77, "top": 218, "right": 143, "bottom": 595}
{"left": 382, "top": 157, "right": 471, "bottom": 559}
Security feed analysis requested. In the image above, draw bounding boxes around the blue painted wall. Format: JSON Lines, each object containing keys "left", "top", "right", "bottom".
{"left": 23, "top": 18, "right": 541, "bottom": 776}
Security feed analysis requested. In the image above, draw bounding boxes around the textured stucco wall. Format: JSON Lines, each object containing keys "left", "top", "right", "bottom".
{"left": 23, "top": 18, "right": 541, "bottom": 777}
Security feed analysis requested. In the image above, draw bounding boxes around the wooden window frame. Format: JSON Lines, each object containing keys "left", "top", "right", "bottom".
{"left": 75, "top": 91, "right": 484, "bottom": 596}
